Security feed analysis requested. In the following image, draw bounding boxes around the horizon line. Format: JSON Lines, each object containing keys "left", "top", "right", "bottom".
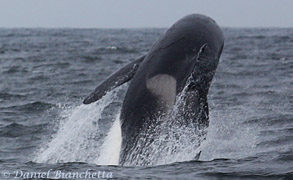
{"left": 0, "top": 25, "right": 292, "bottom": 29}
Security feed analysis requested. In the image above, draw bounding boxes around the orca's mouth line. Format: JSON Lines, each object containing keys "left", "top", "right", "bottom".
{"left": 157, "top": 37, "right": 186, "bottom": 51}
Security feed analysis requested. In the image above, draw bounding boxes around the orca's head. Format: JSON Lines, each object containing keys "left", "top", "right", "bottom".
{"left": 144, "top": 14, "right": 224, "bottom": 96}
{"left": 162, "top": 14, "right": 225, "bottom": 94}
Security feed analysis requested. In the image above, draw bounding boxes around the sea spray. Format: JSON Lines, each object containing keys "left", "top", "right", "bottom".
{"left": 123, "top": 83, "right": 207, "bottom": 166}
{"left": 33, "top": 89, "right": 121, "bottom": 164}
{"left": 95, "top": 114, "right": 121, "bottom": 165}
{"left": 199, "top": 106, "right": 259, "bottom": 161}
{"left": 34, "top": 77, "right": 258, "bottom": 166}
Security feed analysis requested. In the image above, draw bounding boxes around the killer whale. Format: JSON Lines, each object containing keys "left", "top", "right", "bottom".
{"left": 83, "top": 14, "right": 224, "bottom": 165}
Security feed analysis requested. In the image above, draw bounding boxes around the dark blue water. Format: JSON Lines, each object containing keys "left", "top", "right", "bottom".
{"left": 0, "top": 28, "right": 292, "bottom": 179}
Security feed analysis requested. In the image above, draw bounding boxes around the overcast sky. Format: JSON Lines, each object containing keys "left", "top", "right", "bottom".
{"left": 0, "top": 0, "right": 292, "bottom": 28}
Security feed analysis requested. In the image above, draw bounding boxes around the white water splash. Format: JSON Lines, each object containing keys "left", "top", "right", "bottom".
{"left": 94, "top": 114, "right": 121, "bottom": 165}
{"left": 33, "top": 81, "right": 259, "bottom": 166}
{"left": 123, "top": 86, "right": 207, "bottom": 166}
{"left": 33, "top": 89, "right": 121, "bottom": 164}
{"left": 199, "top": 106, "right": 259, "bottom": 161}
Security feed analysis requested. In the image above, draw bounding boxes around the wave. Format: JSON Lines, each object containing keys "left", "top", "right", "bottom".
{"left": 1, "top": 101, "right": 53, "bottom": 113}
{"left": 0, "top": 122, "right": 45, "bottom": 137}
{"left": 0, "top": 92, "right": 26, "bottom": 100}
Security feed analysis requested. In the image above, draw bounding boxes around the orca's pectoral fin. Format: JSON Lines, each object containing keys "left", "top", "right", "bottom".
{"left": 190, "top": 43, "right": 218, "bottom": 82}
{"left": 83, "top": 55, "right": 145, "bottom": 104}
{"left": 197, "top": 43, "right": 217, "bottom": 62}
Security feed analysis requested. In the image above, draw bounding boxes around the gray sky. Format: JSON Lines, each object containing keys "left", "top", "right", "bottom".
{"left": 0, "top": 0, "right": 292, "bottom": 28}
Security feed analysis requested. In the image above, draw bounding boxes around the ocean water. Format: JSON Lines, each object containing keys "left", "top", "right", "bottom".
{"left": 0, "top": 28, "right": 292, "bottom": 179}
